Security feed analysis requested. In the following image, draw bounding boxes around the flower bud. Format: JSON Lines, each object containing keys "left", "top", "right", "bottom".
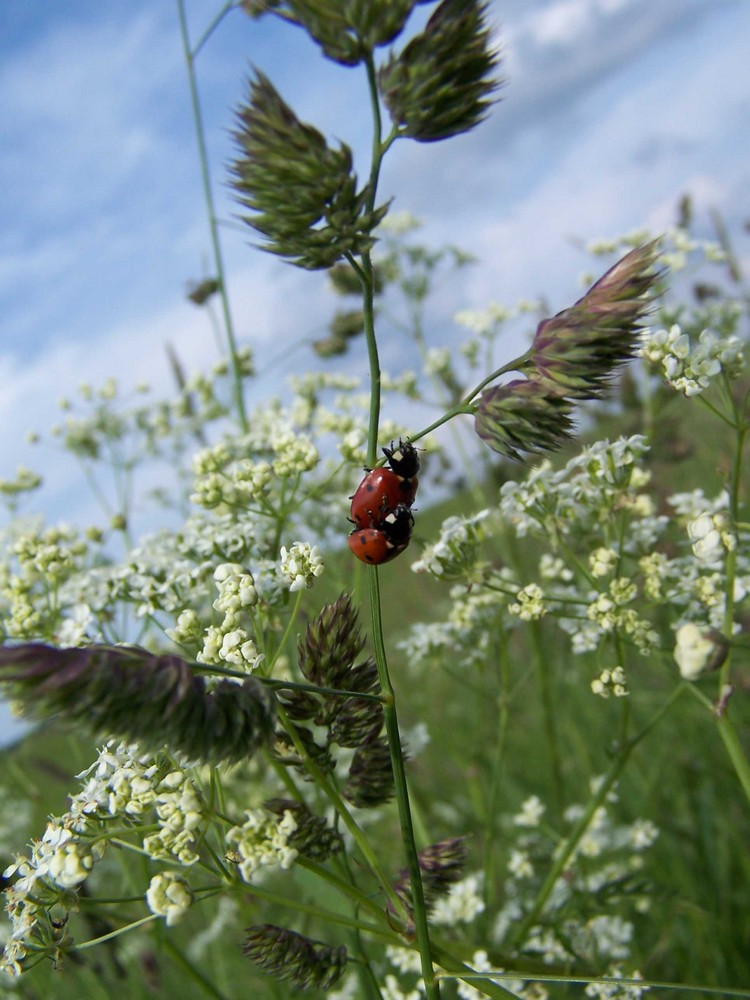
{"left": 475, "top": 377, "right": 575, "bottom": 460}
{"left": 231, "top": 72, "right": 387, "bottom": 269}
{"left": 673, "top": 623, "right": 727, "bottom": 680}
{"left": 243, "top": 924, "right": 348, "bottom": 991}
{"left": 343, "top": 735, "right": 394, "bottom": 808}
{"left": 530, "top": 242, "right": 663, "bottom": 399}
{"left": 379, "top": 0, "right": 500, "bottom": 142}
{"left": 0, "top": 642, "right": 274, "bottom": 765}
{"left": 241, "top": 1, "right": 415, "bottom": 65}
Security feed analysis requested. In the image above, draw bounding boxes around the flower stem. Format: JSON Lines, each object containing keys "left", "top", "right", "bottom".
{"left": 275, "top": 703, "right": 404, "bottom": 915}
{"left": 369, "top": 568, "right": 440, "bottom": 999}
{"left": 356, "top": 52, "right": 440, "bottom": 999}
{"left": 176, "top": 0, "right": 248, "bottom": 434}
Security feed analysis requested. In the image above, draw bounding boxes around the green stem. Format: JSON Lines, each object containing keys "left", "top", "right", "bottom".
{"left": 406, "top": 349, "right": 536, "bottom": 448}
{"left": 353, "top": 51, "right": 440, "bottom": 999}
{"left": 74, "top": 914, "right": 157, "bottom": 950}
{"left": 483, "top": 633, "right": 510, "bottom": 911}
{"left": 191, "top": 0, "right": 235, "bottom": 56}
{"left": 439, "top": 968, "right": 750, "bottom": 998}
{"left": 715, "top": 712, "right": 750, "bottom": 807}
{"left": 369, "top": 569, "right": 439, "bottom": 999}
{"left": 176, "top": 0, "right": 248, "bottom": 433}
{"left": 275, "top": 703, "right": 403, "bottom": 915}
{"left": 714, "top": 408, "right": 750, "bottom": 804}
{"left": 529, "top": 619, "right": 564, "bottom": 818}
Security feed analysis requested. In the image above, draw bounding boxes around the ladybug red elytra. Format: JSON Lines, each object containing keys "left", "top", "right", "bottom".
{"left": 349, "top": 439, "right": 420, "bottom": 530}
{"left": 350, "top": 468, "right": 417, "bottom": 529}
{"left": 347, "top": 503, "right": 414, "bottom": 565}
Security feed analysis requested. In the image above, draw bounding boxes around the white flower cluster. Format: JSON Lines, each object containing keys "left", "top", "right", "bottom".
{"left": 513, "top": 795, "right": 546, "bottom": 828}
{"left": 499, "top": 437, "right": 653, "bottom": 541}
{"left": 590, "top": 547, "right": 618, "bottom": 578}
{"left": 411, "top": 510, "right": 490, "bottom": 579}
{"left": 142, "top": 770, "right": 205, "bottom": 866}
{"left": 584, "top": 967, "right": 648, "bottom": 999}
{"left": 225, "top": 807, "right": 298, "bottom": 882}
{"left": 146, "top": 871, "right": 194, "bottom": 926}
{"left": 508, "top": 583, "right": 546, "bottom": 621}
{"left": 279, "top": 541, "right": 324, "bottom": 592}
{"left": 193, "top": 563, "right": 264, "bottom": 672}
{"left": 638, "top": 323, "right": 744, "bottom": 396}
{"left": 585, "top": 578, "right": 656, "bottom": 654}
{"left": 673, "top": 623, "right": 723, "bottom": 681}
{"left": 687, "top": 510, "right": 735, "bottom": 565}
{"left": 492, "top": 788, "right": 658, "bottom": 972}
{"left": 591, "top": 666, "right": 628, "bottom": 699}
{"left": 431, "top": 873, "right": 485, "bottom": 925}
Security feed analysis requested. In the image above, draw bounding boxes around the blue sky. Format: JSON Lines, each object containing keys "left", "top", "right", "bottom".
{"left": 1, "top": 0, "right": 749, "bottom": 741}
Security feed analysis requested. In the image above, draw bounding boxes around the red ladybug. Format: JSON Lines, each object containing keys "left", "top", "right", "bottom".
{"left": 348, "top": 504, "right": 414, "bottom": 565}
{"left": 349, "top": 440, "right": 420, "bottom": 529}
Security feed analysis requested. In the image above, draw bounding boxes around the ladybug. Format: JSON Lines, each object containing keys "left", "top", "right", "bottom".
{"left": 349, "top": 439, "right": 420, "bottom": 529}
{"left": 347, "top": 503, "right": 414, "bottom": 565}
{"left": 382, "top": 439, "right": 420, "bottom": 480}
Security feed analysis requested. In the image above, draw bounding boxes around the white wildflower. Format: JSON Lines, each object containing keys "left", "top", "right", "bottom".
{"left": 279, "top": 542, "right": 324, "bottom": 592}
{"left": 514, "top": 795, "right": 546, "bottom": 828}
{"left": 146, "top": 872, "right": 194, "bottom": 926}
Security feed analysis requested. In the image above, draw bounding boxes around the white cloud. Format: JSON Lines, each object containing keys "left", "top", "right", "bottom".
{"left": 0, "top": 9, "right": 178, "bottom": 222}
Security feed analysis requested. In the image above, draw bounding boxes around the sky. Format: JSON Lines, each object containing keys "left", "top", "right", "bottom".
{"left": 1, "top": 0, "right": 749, "bottom": 742}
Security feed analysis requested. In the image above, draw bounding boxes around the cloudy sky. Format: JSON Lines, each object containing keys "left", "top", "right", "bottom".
{"left": 1, "top": 0, "right": 749, "bottom": 741}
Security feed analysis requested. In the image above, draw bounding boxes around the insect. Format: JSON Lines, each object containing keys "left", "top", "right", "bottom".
{"left": 347, "top": 503, "right": 414, "bottom": 565}
{"left": 349, "top": 439, "right": 420, "bottom": 529}
{"left": 382, "top": 439, "right": 420, "bottom": 480}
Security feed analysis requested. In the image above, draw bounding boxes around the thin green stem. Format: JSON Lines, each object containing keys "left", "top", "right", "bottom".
{"left": 248, "top": 862, "right": 398, "bottom": 938}
{"left": 715, "top": 712, "right": 750, "bottom": 807}
{"left": 461, "top": 348, "right": 534, "bottom": 405}
{"left": 352, "top": 51, "right": 440, "bottom": 999}
{"left": 369, "top": 569, "right": 439, "bottom": 999}
{"left": 440, "top": 969, "right": 750, "bottom": 998}
{"left": 483, "top": 633, "right": 510, "bottom": 910}
{"left": 529, "top": 620, "right": 565, "bottom": 818}
{"left": 406, "top": 349, "right": 536, "bottom": 448}
{"left": 275, "top": 703, "right": 403, "bottom": 915}
{"left": 192, "top": 0, "right": 236, "bottom": 57}
{"left": 74, "top": 914, "right": 157, "bottom": 950}
{"left": 176, "top": 0, "right": 248, "bottom": 433}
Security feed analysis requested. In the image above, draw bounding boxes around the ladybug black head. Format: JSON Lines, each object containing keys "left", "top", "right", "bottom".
{"left": 379, "top": 503, "right": 414, "bottom": 545}
{"left": 382, "top": 438, "right": 420, "bottom": 479}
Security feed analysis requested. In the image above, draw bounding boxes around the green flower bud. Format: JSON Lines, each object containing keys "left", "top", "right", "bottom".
{"left": 243, "top": 924, "right": 348, "bottom": 991}
{"left": 330, "top": 308, "right": 366, "bottom": 340}
{"left": 312, "top": 334, "right": 348, "bottom": 358}
{"left": 186, "top": 277, "right": 221, "bottom": 306}
{"left": 231, "top": 72, "right": 387, "bottom": 269}
{"left": 0, "top": 643, "right": 274, "bottom": 765}
{"left": 264, "top": 798, "right": 343, "bottom": 861}
{"left": 329, "top": 261, "right": 384, "bottom": 296}
{"left": 379, "top": 0, "right": 500, "bottom": 142}
{"left": 242, "top": 1, "right": 417, "bottom": 65}
{"left": 474, "top": 377, "right": 575, "bottom": 460}
{"left": 344, "top": 735, "right": 394, "bottom": 807}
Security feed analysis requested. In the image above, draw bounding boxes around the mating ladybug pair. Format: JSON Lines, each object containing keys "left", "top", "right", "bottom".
{"left": 347, "top": 440, "right": 420, "bottom": 565}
